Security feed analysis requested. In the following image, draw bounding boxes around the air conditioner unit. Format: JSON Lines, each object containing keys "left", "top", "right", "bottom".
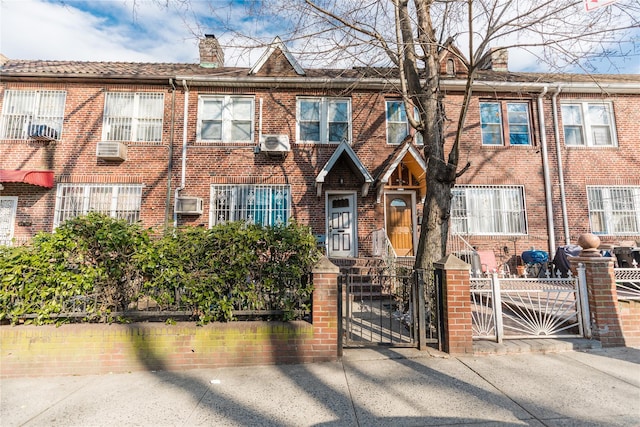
{"left": 28, "top": 124, "right": 58, "bottom": 141}
{"left": 175, "top": 197, "right": 203, "bottom": 215}
{"left": 96, "top": 141, "right": 127, "bottom": 161}
{"left": 260, "top": 134, "right": 290, "bottom": 155}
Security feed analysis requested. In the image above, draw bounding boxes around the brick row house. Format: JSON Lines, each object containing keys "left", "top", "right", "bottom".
{"left": 1, "top": 36, "right": 639, "bottom": 267}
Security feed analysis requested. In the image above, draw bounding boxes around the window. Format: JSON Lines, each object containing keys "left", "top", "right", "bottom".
{"left": 451, "top": 185, "right": 527, "bottom": 235}
{"left": 479, "top": 102, "right": 532, "bottom": 146}
{"left": 198, "top": 95, "right": 254, "bottom": 142}
{"left": 587, "top": 186, "right": 640, "bottom": 235}
{"left": 298, "top": 97, "right": 351, "bottom": 143}
{"left": 386, "top": 100, "right": 423, "bottom": 145}
{"left": 0, "top": 197, "right": 18, "bottom": 246}
{"left": 54, "top": 184, "right": 143, "bottom": 227}
{"left": 210, "top": 184, "right": 290, "bottom": 226}
{"left": 0, "top": 90, "right": 66, "bottom": 140}
{"left": 102, "top": 92, "right": 164, "bottom": 142}
{"left": 561, "top": 102, "right": 616, "bottom": 147}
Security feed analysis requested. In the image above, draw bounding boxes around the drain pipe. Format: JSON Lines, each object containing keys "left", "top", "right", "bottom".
{"left": 164, "top": 78, "right": 176, "bottom": 228}
{"left": 173, "top": 79, "right": 189, "bottom": 228}
{"left": 551, "top": 86, "right": 571, "bottom": 245}
{"left": 538, "top": 86, "right": 556, "bottom": 257}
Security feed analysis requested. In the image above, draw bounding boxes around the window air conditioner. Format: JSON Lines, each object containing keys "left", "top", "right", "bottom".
{"left": 28, "top": 124, "right": 58, "bottom": 141}
{"left": 260, "top": 134, "right": 290, "bottom": 154}
{"left": 96, "top": 141, "right": 127, "bottom": 161}
{"left": 175, "top": 197, "right": 203, "bottom": 215}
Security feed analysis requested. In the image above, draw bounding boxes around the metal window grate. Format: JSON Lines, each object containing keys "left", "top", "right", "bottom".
{"left": 0, "top": 90, "right": 66, "bottom": 140}
{"left": 587, "top": 186, "right": 640, "bottom": 235}
{"left": 103, "top": 92, "right": 163, "bottom": 142}
{"left": 210, "top": 184, "right": 290, "bottom": 226}
{"left": 451, "top": 185, "right": 526, "bottom": 235}
{"left": 54, "top": 184, "right": 142, "bottom": 226}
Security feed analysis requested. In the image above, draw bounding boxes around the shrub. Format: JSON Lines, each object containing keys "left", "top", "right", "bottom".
{"left": 0, "top": 213, "right": 150, "bottom": 324}
{"left": 141, "top": 221, "right": 319, "bottom": 323}
{"left": 1, "top": 215, "right": 320, "bottom": 325}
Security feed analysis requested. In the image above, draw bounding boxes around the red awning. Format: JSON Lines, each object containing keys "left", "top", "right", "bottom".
{"left": 0, "top": 170, "right": 54, "bottom": 188}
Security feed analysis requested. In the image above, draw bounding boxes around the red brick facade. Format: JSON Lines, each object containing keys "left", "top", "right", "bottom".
{"left": 0, "top": 40, "right": 638, "bottom": 261}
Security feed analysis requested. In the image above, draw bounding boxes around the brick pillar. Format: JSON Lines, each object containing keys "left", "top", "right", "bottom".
{"left": 570, "top": 256, "right": 625, "bottom": 347}
{"left": 311, "top": 256, "right": 340, "bottom": 360}
{"left": 434, "top": 254, "right": 473, "bottom": 355}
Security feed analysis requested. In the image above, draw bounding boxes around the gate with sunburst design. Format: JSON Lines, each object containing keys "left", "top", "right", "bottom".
{"left": 470, "top": 264, "right": 589, "bottom": 341}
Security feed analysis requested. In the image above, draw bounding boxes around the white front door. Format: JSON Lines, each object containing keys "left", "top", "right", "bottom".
{"left": 328, "top": 194, "right": 356, "bottom": 258}
{"left": 0, "top": 197, "right": 18, "bottom": 246}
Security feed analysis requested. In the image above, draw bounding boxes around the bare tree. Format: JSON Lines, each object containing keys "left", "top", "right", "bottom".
{"left": 153, "top": 0, "right": 639, "bottom": 268}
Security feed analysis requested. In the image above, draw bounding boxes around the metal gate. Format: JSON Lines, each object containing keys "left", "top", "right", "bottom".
{"left": 339, "top": 264, "right": 440, "bottom": 349}
{"left": 471, "top": 264, "right": 590, "bottom": 341}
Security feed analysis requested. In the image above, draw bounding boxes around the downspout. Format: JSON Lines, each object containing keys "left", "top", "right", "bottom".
{"left": 538, "top": 86, "right": 556, "bottom": 257}
{"left": 165, "top": 78, "right": 176, "bottom": 229}
{"left": 173, "top": 79, "right": 189, "bottom": 228}
{"left": 551, "top": 86, "right": 570, "bottom": 245}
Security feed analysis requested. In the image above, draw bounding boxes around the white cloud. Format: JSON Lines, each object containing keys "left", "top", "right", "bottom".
{"left": 0, "top": 0, "right": 197, "bottom": 62}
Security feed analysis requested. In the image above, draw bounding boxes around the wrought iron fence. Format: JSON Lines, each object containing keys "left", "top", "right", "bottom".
{"left": 615, "top": 267, "right": 640, "bottom": 301}
{"left": 471, "top": 266, "right": 587, "bottom": 342}
{"left": 4, "top": 273, "right": 313, "bottom": 324}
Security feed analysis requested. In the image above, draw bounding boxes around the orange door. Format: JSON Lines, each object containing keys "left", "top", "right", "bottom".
{"left": 385, "top": 194, "right": 414, "bottom": 257}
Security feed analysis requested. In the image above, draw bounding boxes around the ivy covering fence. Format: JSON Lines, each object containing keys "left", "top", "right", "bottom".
{"left": 0, "top": 214, "right": 320, "bottom": 325}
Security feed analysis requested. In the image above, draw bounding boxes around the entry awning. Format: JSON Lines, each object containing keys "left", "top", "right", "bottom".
{"left": 376, "top": 139, "right": 427, "bottom": 203}
{"left": 0, "top": 170, "right": 54, "bottom": 188}
{"left": 315, "top": 141, "right": 374, "bottom": 197}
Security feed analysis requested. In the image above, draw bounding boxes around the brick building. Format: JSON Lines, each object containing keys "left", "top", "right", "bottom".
{"left": 1, "top": 36, "right": 639, "bottom": 265}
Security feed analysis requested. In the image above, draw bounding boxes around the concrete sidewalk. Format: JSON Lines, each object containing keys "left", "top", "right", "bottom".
{"left": 1, "top": 346, "right": 639, "bottom": 426}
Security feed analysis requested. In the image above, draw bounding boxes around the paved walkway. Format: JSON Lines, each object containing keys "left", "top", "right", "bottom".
{"left": 1, "top": 345, "right": 639, "bottom": 426}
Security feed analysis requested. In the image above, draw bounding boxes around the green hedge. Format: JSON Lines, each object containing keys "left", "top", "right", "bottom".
{"left": 0, "top": 214, "right": 320, "bottom": 325}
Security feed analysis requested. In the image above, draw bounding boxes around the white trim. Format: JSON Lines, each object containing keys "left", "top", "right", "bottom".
{"left": 296, "top": 96, "right": 352, "bottom": 144}
{"left": 326, "top": 191, "right": 358, "bottom": 258}
{"left": 197, "top": 95, "right": 255, "bottom": 143}
{"left": 0, "top": 196, "right": 18, "bottom": 246}
{"left": 249, "top": 36, "right": 305, "bottom": 76}
{"left": 560, "top": 101, "right": 618, "bottom": 147}
{"left": 316, "top": 141, "right": 374, "bottom": 197}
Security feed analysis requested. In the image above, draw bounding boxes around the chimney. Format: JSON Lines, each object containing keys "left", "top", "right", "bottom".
{"left": 199, "top": 34, "right": 224, "bottom": 68}
{"left": 484, "top": 48, "right": 508, "bottom": 72}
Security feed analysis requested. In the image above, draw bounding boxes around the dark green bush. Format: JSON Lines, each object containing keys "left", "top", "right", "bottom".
{"left": 1, "top": 214, "right": 319, "bottom": 325}
{"left": 0, "top": 213, "right": 150, "bottom": 324}
{"left": 141, "top": 221, "right": 319, "bottom": 323}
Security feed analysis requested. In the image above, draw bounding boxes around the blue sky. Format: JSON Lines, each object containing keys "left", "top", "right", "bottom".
{"left": 1, "top": 0, "right": 638, "bottom": 73}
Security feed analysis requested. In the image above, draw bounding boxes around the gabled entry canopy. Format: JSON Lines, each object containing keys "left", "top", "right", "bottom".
{"left": 376, "top": 139, "right": 427, "bottom": 203}
{"left": 316, "top": 141, "right": 374, "bottom": 197}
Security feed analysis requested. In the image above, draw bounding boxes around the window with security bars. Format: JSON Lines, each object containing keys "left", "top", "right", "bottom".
{"left": 54, "top": 184, "right": 143, "bottom": 227}
{"left": 210, "top": 184, "right": 290, "bottom": 227}
{"left": 587, "top": 186, "right": 640, "bottom": 235}
{"left": 0, "top": 90, "right": 66, "bottom": 140}
{"left": 451, "top": 185, "right": 527, "bottom": 235}
{"left": 197, "top": 95, "right": 254, "bottom": 142}
{"left": 102, "top": 92, "right": 164, "bottom": 142}
{"left": 561, "top": 102, "right": 616, "bottom": 147}
{"left": 298, "top": 97, "right": 351, "bottom": 143}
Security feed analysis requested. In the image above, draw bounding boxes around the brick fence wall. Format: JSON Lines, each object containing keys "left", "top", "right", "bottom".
{"left": 0, "top": 257, "right": 340, "bottom": 378}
